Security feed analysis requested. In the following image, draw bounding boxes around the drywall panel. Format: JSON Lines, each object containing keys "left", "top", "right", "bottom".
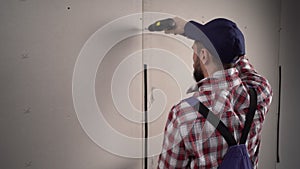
{"left": 0, "top": 0, "right": 281, "bottom": 169}
{"left": 276, "top": 0, "right": 300, "bottom": 168}
{"left": 0, "top": 0, "right": 143, "bottom": 169}
{"left": 143, "top": 0, "right": 280, "bottom": 169}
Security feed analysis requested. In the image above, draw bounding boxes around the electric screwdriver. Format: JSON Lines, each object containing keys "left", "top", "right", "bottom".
{"left": 147, "top": 18, "right": 176, "bottom": 32}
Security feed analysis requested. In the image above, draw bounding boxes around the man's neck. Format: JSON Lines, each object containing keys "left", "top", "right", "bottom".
{"left": 205, "top": 64, "right": 224, "bottom": 78}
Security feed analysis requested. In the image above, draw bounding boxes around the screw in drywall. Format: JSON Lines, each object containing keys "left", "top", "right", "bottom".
{"left": 21, "top": 52, "right": 29, "bottom": 59}
{"left": 24, "top": 161, "right": 32, "bottom": 167}
{"left": 201, "top": 16, "right": 205, "bottom": 23}
{"left": 23, "top": 107, "right": 31, "bottom": 114}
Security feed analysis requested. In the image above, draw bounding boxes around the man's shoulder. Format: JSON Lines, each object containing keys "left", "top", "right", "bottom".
{"left": 168, "top": 96, "right": 201, "bottom": 123}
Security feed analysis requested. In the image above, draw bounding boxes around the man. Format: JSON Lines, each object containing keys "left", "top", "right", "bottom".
{"left": 157, "top": 17, "right": 273, "bottom": 169}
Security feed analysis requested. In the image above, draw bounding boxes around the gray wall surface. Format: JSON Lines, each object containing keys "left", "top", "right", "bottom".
{"left": 0, "top": 0, "right": 285, "bottom": 169}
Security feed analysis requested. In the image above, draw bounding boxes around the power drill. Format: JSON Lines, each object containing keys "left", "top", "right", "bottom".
{"left": 147, "top": 18, "right": 176, "bottom": 32}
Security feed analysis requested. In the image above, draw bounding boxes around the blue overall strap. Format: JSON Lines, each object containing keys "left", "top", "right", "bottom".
{"left": 185, "top": 97, "right": 237, "bottom": 146}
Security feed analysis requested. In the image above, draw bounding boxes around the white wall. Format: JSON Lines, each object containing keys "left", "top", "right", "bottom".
{"left": 0, "top": 0, "right": 281, "bottom": 169}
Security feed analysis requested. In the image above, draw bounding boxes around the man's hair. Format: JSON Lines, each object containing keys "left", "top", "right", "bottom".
{"left": 194, "top": 41, "right": 234, "bottom": 69}
{"left": 194, "top": 41, "right": 205, "bottom": 57}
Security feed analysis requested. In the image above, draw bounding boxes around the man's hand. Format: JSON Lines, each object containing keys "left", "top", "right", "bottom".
{"left": 164, "top": 17, "right": 187, "bottom": 35}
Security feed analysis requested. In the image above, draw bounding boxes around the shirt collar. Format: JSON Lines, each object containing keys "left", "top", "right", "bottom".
{"left": 186, "top": 68, "right": 241, "bottom": 94}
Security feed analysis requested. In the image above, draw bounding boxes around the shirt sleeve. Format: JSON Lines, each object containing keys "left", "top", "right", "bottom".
{"left": 234, "top": 56, "right": 273, "bottom": 118}
{"left": 157, "top": 105, "right": 191, "bottom": 169}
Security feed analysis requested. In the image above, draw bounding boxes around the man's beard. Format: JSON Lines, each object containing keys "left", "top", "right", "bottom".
{"left": 193, "top": 68, "right": 205, "bottom": 83}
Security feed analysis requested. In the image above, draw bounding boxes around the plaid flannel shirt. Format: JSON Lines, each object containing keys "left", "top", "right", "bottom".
{"left": 157, "top": 56, "right": 273, "bottom": 169}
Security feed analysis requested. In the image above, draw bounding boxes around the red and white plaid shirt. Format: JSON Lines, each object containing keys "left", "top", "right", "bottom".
{"left": 157, "top": 56, "right": 273, "bottom": 169}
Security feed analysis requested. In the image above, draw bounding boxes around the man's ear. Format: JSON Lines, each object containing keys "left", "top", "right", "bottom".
{"left": 200, "top": 48, "right": 210, "bottom": 65}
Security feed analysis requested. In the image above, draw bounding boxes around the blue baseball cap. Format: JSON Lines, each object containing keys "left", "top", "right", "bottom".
{"left": 184, "top": 18, "right": 245, "bottom": 64}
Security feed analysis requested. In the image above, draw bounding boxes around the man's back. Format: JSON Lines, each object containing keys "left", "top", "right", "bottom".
{"left": 157, "top": 57, "right": 273, "bottom": 169}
